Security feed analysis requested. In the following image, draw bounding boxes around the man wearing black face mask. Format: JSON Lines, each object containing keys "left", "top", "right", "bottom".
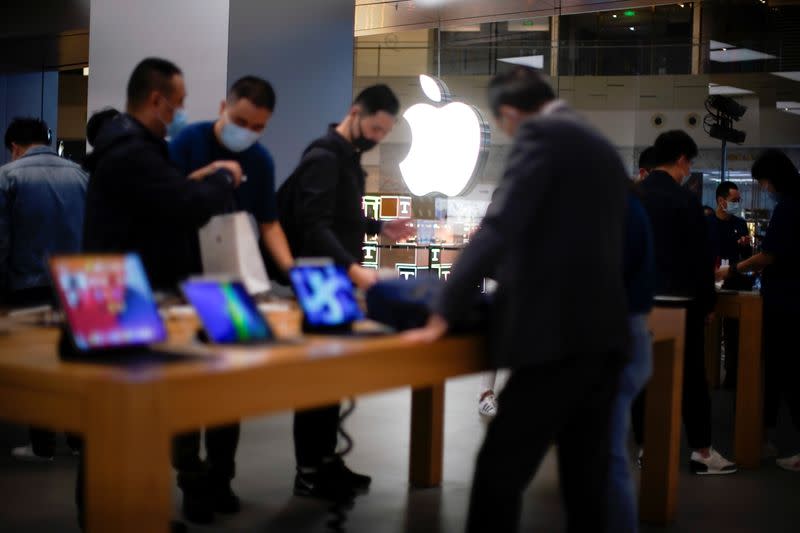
{"left": 277, "top": 84, "right": 414, "bottom": 501}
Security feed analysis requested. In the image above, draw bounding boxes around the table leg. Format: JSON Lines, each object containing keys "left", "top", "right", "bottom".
{"left": 734, "top": 302, "right": 764, "bottom": 469}
{"left": 409, "top": 384, "right": 445, "bottom": 488}
{"left": 640, "top": 338, "right": 684, "bottom": 525}
{"left": 84, "top": 382, "right": 171, "bottom": 533}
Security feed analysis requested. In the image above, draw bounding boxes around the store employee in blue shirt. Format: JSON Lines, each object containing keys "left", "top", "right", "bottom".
{"left": 168, "top": 76, "right": 294, "bottom": 525}
{"left": 170, "top": 75, "right": 294, "bottom": 275}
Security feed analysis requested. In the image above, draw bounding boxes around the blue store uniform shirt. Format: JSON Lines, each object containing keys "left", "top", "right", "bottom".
{"left": 169, "top": 121, "right": 278, "bottom": 224}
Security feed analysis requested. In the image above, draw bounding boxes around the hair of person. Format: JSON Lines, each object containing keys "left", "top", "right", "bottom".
{"left": 715, "top": 181, "right": 739, "bottom": 201}
{"left": 488, "top": 66, "right": 556, "bottom": 117}
{"left": 4, "top": 117, "right": 50, "bottom": 150}
{"left": 353, "top": 84, "right": 400, "bottom": 116}
{"left": 638, "top": 146, "right": 658, "bottom": 171}
{"left": 651, "top": 130, "right": 698, "bottom": 167}
{"left": 752, "top": 149, "right": 799, "bottom": 197}
{"left": 126, "top": 57, "right": 182, "bottom": 109}
{"left": 86, "top": 108, "right": 121, "bottom": 147}
{"left": 228, "top": 76, "right": 276, "bottom": 111}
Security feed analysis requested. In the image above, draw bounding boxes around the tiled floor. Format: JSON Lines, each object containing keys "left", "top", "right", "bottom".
{"left": 1, "top": 372, "right": 799, "bottom": 532}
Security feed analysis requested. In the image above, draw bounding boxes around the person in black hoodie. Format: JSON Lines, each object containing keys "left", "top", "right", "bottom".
{"left": 83, "top": 57, "right": 242, "bottom": 291}
{"left": 76, "top": 57, "right": 243, "bottom": 531}
{"left": 278, "top": 84, "right": 413, "bottom": 501}
{"left": 634, "top": 130, "right": 737, "bottom": 475}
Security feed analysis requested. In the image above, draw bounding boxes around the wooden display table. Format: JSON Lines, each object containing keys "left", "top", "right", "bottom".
{"left": 704, "top": 291, "right": 764, "bottom": 469}
{"left": 641, "top": 306, "right": 686, "bottom": 525}
{"left": 0, "top": 308, "right": 686, "bottom": 531}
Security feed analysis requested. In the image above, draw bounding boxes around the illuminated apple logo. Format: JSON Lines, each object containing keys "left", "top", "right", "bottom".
{"left": 399, "top": 75, "right": 490, "bottom": 197}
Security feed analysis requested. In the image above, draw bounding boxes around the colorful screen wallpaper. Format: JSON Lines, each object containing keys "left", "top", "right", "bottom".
{"left": 289, "top": 265, "right": 363, "bottom": 327}
{"left": 50, "top": 254, "right": 167, "bottom": 351}
{"left": 182, "top": 280, "right": 272, "bottom": 343}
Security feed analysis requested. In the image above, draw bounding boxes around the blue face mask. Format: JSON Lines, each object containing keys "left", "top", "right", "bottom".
{"left": 220, "top": 118, "right": 262, "bottom": 153}
{"left": 724, "top": 201, "right": 741, "bottom": 216}
{"left": 166, "top": 108, "right": 188, "bottom": 139}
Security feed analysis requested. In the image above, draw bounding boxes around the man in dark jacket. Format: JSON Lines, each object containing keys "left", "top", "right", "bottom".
{"left": 635, "top": 130, "right": 737, "bottom": 475}
{"left": 278, "top": 84, "right": 413, "bottom": 501}
{"left": 77, "top": 57, "right": 243, "bottom": 529}
{"left": 407, "top": 66, "right": 628, "bottom": 533}
{"left": 83, "top": 57, "right": 242, "bottom": 291}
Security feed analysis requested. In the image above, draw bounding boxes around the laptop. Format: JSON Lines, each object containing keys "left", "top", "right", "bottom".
{"left": 49, "top": 253, "right": 188, "bottom": 361}
{"left": 289, "top": 263, "right": 392, "bottom": 335}
{"left": 181, "top": 278, "right": 286, "bottom": 345}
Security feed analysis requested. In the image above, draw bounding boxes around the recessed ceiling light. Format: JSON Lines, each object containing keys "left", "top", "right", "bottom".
{"left": 629, "top": 26, "right": 635, "bottom": 31}
{"left": 613, "top": 14, "right": 618, "bottom": 18}
{"left": 498, "top": 55, "right": 545, "bottom": 69}
{"left": 771, "top": 71, "right": 800, "bottom": 82}
{"left": 710, "top": 48, "right": 777, "bottom": 62}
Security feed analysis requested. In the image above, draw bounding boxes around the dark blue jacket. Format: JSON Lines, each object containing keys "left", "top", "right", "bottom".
{"left": 625, "top": 192, "right": 655, "bottom": 314}
{"left": 0, "top": 146, "right": 88, "bottom": 294}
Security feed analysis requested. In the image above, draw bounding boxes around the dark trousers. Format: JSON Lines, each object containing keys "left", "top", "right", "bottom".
{"left": 293, "top": 404, "right": 340, "bottom": 468}
{"left": 466, "top": 353, "right": 622, "bottom": 533}
{"left": 722, "top": 319, "right": 739, "bottom": 387}
{"left": 28, "top": 427, "right": 81, "bottom": 456}
{"left": 172, "top": 424, "right": 240, "bottom": 490}
{"left": 763, "top": 294, "right": 800, "bottom": 431}
{"left": 632, "top": 305, "right": 712, "bottom": 450}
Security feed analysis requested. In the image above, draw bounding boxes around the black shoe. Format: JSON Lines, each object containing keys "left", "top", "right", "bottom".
{"left": 294, "top": 468, "right": 356, "bottom": 502}
{"left": 330, "top": 458, "right": 371, "bottom": 494}
{"left": 213, "top": 480, "right": 241, "bottom": 514}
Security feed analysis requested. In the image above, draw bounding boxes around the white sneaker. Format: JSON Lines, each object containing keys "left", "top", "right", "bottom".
{"left": 776, "top": 453, "right": 800, "bottom": 472}
{"left": 11, "top": 444, "right": 53, "bottom": 463}
{"left": 689, "top": 448, "right": 737, "bottom": 475}
{"left": 478, "top": 393, "right": 497, "bottom": 417}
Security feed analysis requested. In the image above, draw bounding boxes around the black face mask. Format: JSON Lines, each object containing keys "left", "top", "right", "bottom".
{"left": 351, "top": 117, "right": 377, "bottom": 152}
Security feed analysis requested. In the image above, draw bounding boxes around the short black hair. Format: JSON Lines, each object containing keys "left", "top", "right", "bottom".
{"left": 4, "top": 117, "right": 50, "bottom": 150}
{"left": 752, "top": 149, "right": 799, "bottom": 197}
{"left": 715, "top": 181, "right": 739, "bottom": 201}
{"left": 651, "top": 130, "right": 698, "bottom": 167}
{"left": 228, "top": 76, "right": 276, "bottom": 111}
{"left": 127, "top": 57, "right": 182, "bottom": 109}
{"left": 488, "top": 66, "right": 555, "bottom": 117}
{"left": 353, "top": 84, "right": 400, "bottom": 116}
{"left": 638, "top": 146, "right": 658, "bottom": 172}
{"left": 86, "top": 108, "right": 120, "bottom": 147}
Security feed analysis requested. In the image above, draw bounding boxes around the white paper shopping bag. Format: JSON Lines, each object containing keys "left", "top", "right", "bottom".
{"left": 198, "top": 212, "right": 271, "bottom": 294}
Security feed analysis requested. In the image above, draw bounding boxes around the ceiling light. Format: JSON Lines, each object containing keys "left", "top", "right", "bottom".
{"left": 612, "top": 14, "right": 618, "bottom": 18}
{"left": 710, "top": 40, "right": 735, "bottom": 50}
{"left": 710, "top": 48, "right": 777, "bottom": 62}
{"left": 629, "top": 27, "right": 635, "bottom": 31}
{"left": 498, "top": 55, "right": 544, "bottom": 69}
{"left": 771, "top": 71, "right": 800, "bottom": 82}
{"left": 708, "top": 83, "right": 754, "bottom": 96}
{"left": 82, "top": 67, "right": 89, "bottom": 76}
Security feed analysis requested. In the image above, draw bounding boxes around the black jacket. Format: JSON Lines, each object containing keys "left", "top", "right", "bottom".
{"left": 82, "top": 114, "right": 234, "bottom": 290}
{"left": 278, "top": 126, "right": 382, "bottom": 266}
{"left": 639, "top": 170, "right": 716, "bottom": 313}
{"left": 435, "top": 105, "right": 629, "bottom": 368}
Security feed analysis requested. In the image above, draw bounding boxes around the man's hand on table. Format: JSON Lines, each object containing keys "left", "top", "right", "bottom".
{"left": 403, "top": 314, "right": 449, "bottom": 343}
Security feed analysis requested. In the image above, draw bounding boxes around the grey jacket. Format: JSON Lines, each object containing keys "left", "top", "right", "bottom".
{"left": 435, "top": 103, "right": 628, "bottom": 368}
{"left": 0, "top": 146, "right": 88, "bottom": 294}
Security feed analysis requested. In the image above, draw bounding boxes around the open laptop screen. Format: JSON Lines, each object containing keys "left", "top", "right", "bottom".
{"left": 49, "top": 254, "right": 167, "bottom": 351}
{"left": 181, "top": 279, "right": 273, "bottom": 344}
{"left": 289, "top": 264, "right": 363, "bottom": 328}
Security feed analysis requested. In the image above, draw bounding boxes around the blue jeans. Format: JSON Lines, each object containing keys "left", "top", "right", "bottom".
{"left": 608, "top": 313, "right": 653, "bottom": 533}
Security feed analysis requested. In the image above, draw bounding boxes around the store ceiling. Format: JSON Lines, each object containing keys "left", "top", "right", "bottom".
{"left": 355, "top": 0, "right": 678, "bottom": 35}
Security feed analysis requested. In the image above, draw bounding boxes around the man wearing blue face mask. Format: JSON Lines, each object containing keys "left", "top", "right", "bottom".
{"left": 167, "top": 76, "right": 293, "bottom": 525}
{"left": 170, "top": 76, "right": 294, "bottom": 277}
